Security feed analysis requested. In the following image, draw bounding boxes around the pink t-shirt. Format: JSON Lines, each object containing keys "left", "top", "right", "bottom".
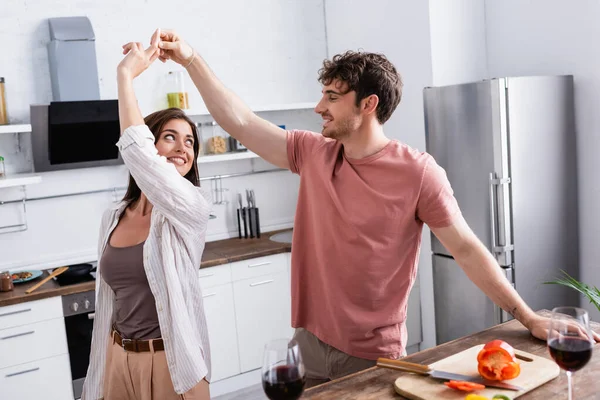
{"left": 287, "top": 130, "right": 461, "bottom": 359}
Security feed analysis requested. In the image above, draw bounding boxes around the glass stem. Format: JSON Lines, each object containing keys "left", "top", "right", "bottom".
{"left": 567, "top": 371, "right": 573, "bottom": 400}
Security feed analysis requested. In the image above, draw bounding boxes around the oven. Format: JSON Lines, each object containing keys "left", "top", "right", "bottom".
{"left": 62, "top": 290, "right": 95, "bottom": 399}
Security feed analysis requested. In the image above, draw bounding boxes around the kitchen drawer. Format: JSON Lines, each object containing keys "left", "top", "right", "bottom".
{"left": 0, "top": 318, "right": 68, "bottom": 370}
{"left": 230, "top": 254, "right": 287, "bottom": 282}
{"left": 0, "top": 354, "right": 74, "bottom": 400}
{"left": 198, "top": 264, "right": 232, "bottom": 289}
{"left": 0, "top": 296, "right": 63, "bottom": 331}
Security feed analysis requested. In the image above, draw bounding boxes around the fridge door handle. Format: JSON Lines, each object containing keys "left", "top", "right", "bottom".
{"left": 489, "top": 173, "right": 514, "bottom": 254}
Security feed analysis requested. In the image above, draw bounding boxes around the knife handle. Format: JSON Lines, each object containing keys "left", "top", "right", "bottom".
{"left": 376, "top": 358, "right": 432, "bottom": 375}
{"left": 248, "top": 207, "right": 256, "bottom": 238}
{"left": 237, "top": 209, "right": 242, "bottom": 239}
{"left": 255, "top": 208, "right": 260, "bottom": 238}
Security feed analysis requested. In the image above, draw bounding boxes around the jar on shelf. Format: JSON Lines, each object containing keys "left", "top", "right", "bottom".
{"left": 204, "top": 122, "right": 227, "bottom": 154}
{"left": 194, "top": 122, "right": 204, "bottom": 156}
{"left": 0, "top": 77, "right": 8, "bottom": 125}
{"left": 0, "top": 156, "right": 5, "bottom": 178}
{"left": 166, "top": 71, "right": 189, "bottom": 109}
{"left": 0, "top": 271, "right": 14, "bottom": 292}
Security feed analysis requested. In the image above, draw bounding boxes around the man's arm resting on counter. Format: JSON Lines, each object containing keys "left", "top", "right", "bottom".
{"left": 431, "top": 215, "right": 600, "bottom": 342}
{"left": 430, "top": 215, "right": 542, "bottom": 334}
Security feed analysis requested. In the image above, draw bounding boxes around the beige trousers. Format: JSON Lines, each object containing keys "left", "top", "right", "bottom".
{"left": 103, "top": 337, "right": 209, "bottom": 400}
{"left": 293, "top": 328, "right": 377, "bottom": 388}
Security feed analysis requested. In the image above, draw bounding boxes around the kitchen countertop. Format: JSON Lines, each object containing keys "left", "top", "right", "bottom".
{"left": 0, "top": 229, "right": 292, "bottom": 308}
{"left": 303, "top": 310, "right": 600, "bottom": 399}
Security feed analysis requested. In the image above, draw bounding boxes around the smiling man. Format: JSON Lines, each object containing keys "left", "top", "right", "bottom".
{"left": 154, "top": 30, "right": 599, "bottom": 388}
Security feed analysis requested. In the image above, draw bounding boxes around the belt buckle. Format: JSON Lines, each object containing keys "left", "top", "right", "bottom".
{"left": 121, "top": 338, "right": 133, "bottom": 351}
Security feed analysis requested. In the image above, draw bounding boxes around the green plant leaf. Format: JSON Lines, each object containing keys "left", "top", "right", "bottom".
{"left": 544, "top": 270, "right": 600, "bottom": 313}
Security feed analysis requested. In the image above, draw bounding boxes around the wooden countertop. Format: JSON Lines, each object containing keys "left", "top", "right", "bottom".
{"left": 303, "top": 310, "right": 600, "bottom": 399}
{"left": 0, "top": 229, "right": 291, "bottom": 308}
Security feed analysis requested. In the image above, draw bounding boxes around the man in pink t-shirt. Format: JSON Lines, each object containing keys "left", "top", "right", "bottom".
{"left": 157, "top": 31, "right": 600, "bottom": 387}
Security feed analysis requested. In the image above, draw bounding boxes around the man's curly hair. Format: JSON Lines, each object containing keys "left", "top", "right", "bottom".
{"left": 318, "top": 51, "right": 403, "bottom": 124}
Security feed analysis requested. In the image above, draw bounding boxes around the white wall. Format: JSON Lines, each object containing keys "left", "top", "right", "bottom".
{"left": 0, "top": 0, "right": 326, "bottom": 271}
{"left": 428, "top": 0, "right": 488, "bottom": 86}
{"left": 324, "top": 0, "right": 437, "bottom": 350}
{"left": 484, "top": 0, "right": 600, "bottom": 321}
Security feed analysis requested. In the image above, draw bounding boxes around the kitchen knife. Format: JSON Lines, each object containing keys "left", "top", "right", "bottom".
{"left": 246, "top": 190, "right": 255, "bottom": 238}
{"left": 250, "top": 189, "right": 260, "bottom": 238}
{"left": 238, "top": 193, "right": 248, "bottom": 239}
{"left": 376, "top": 358, "right": 524, "bottom": 391}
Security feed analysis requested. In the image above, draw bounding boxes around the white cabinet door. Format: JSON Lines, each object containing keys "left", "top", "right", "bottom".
{"left": 233, "top": 271, "right": 291, "bottom": 372}
{"left": 0, "top": 354, "right": 73, "bottom": 400}
{"left": 202, "top": 283, "right": 240, "bottom": 382}
{"left": 406, "top": 282, "right": 422, "bottom": 348}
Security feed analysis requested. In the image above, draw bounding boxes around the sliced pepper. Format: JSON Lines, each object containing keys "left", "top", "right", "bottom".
{"left": 492, "top": 395, "right": 512, "bottom": 400}
{"left": 445, "top": 380, "right": 486, "bottom": 392}
{"left": 477, "top": 340, "right": 521, "bottom": 381}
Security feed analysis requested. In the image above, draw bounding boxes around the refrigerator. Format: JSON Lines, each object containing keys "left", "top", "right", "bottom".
{"left": 423, "top": 76, "right": 580, "bottom": 344}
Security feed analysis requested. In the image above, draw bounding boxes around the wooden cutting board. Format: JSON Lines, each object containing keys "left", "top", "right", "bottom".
{"left": 394, "top": 345, "right": 560, "bottom": 399}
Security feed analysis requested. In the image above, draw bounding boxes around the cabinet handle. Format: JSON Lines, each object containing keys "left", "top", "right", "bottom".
{"left": 0, "top": 308, "right": 31, "bottom": 318}
{"left": 199, "top": 273, "right": 215, "bottom": 278}
{"left": 88, "top": 313, "right": 95, "bottom": 320}
{"left": 250, "top": 279, "right": 274, "bottom": 287}
{"left": 203, "top": 293, "right": 217, "bottom": 298}
{"left": 248, "top": 262, "right": 271, "bottom": 268}
{"left": 6, "top": 367, "right": 40, "bottom": 378}
{"left": 1, "top": 330, "right": 35, "bottom": 340}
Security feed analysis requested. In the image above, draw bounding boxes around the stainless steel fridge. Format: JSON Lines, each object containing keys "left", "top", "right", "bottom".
{"left": 423, "top": 76, "right": 580, "bottom": 344}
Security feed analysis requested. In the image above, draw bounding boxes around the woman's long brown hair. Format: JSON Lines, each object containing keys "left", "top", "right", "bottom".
{"left": 121, "top": 108, "right": 201, "bottom": 206}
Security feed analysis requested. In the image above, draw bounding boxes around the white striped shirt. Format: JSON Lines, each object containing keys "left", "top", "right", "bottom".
{"left": 82, "top": 125, "right": 212, "bottom": 399}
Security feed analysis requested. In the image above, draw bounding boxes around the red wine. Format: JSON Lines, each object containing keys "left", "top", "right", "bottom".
{"left": 262, "top": 365, "right": 305, "bottom": 400}
{"left": 548, "top": 337, "right": 593, "bottom": 372}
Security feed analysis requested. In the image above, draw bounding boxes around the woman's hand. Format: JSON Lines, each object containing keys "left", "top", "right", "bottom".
{"left": 117, "top": 29, "right": 161, "bottom": 80}
{"left": 156, "top": 29, "right": 195, "bottom": 67}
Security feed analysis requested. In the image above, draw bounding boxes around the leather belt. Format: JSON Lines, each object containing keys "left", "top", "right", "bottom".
{"left": 112, "top": 329, "right": 164, "bottom": 352}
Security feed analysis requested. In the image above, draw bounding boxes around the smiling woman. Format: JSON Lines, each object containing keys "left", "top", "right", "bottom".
{"left": 81, "top": 31, "right": 212, "bottom": 400}
{"left": 121, "top": 108, "right": 201, "bottom": 205}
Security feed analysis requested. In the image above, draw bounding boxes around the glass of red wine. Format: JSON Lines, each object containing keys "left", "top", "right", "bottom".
{"left": 547, "top": 307, "right": 594, "bottom": 400}
{"left": 262, "top": 339, "right": 306, "bottom": 400}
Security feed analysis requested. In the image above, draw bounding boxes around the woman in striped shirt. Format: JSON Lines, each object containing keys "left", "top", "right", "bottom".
{"left": 82, "top": 30, "right": 211, "bottom": 400}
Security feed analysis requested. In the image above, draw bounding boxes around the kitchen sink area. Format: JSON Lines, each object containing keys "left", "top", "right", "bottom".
{"left": 269, "top": 230, "right": 293, "bottom": 244}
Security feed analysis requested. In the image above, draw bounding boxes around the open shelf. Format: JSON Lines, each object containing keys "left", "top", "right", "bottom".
{"left": 0, "top": 173, "right": 42, "bottom": 189}
{"left": 0, "top": 124, "right": 32, "bottom": 135}
{"left": 185, "top": 102, "right": 317, "bottom": 117}
{"left": 198, "top": 151, "right": 259, "bottom": 164}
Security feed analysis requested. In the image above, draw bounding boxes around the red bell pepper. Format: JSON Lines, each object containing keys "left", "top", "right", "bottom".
{"left": 477, "top": 340, "right": 521, "bottom": 381}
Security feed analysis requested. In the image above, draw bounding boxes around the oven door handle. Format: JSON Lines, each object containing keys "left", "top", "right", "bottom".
{"left": 88, "top": 313, "right": 95, "bottom": 320}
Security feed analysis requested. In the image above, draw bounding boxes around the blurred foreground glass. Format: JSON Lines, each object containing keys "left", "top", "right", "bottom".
{"left": 262, "top": 339, "right": 305, "bottom": 400}
{"left": 547, "top": 306, "right": 594, "bottom": 400}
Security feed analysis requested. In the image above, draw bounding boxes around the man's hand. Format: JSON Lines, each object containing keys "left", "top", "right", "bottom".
{"left": 526, "top": 314, "right": 600, "bottom": 342}
{"left": 156, "top": 29, "right": 194, "bottom": 66}
{"left": 118, "top": 29, "right": 160, "bottom": 80}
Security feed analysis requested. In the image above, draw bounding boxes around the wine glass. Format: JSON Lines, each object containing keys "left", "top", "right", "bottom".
{"left": 547, "top": 307, "right": 594, "bottom": 400}
{"left": 262, "top": 339, "right": 306, "bottom": 400}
